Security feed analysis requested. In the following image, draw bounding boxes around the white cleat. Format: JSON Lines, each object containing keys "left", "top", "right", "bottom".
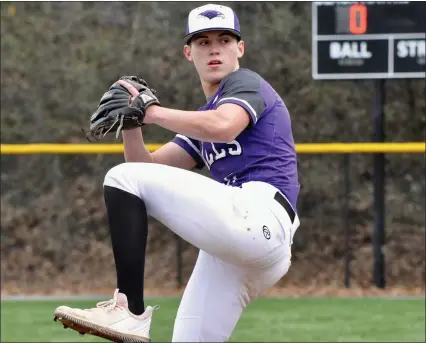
{"left": 53, "top": 289, "right": 159, "bottom": 343}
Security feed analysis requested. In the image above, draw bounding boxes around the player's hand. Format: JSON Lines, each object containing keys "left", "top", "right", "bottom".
{"left": 117, "top": 78, "right": 160, "bottom": 116}
{"left": 117, "top": 79, "right": 139, "bottom": 102}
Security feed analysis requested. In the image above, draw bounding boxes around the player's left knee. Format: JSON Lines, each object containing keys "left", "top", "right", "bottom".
{"left": 103, "top": 163, "right": 141, "bottom": 195}
{"left": 104, "top": 163, "right": 126, "bottom": 184}
{"left": 104, "top": 162, "right": 165, "bottom": 201}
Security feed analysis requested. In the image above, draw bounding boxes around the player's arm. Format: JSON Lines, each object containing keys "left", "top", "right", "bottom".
{"left": 117, "top": 73, "right": 260, "bottom": 143}
{"left": 122, "top": 128, "right": 198, "bottom": 170}
{"left": 144, "top": 104, "right": 248, "bottom": 143}
{"left": 142, "top": 71, "right": 264, "bottom": 143}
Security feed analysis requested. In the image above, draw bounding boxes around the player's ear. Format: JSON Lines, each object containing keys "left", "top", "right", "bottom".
{"left": 183, "top": 45, "right": 193, "bottom": 62}
{"left": 237, "top": 40, "right": 244, "bottom": 59}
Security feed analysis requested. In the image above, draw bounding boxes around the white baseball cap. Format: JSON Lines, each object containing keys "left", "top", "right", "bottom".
{"left": 184, "top": 4, "right": 241, "bottom": 44}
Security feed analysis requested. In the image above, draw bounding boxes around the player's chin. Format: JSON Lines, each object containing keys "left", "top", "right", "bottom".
{"left": 203, "top": 69, "right": 228, "bottom": 83}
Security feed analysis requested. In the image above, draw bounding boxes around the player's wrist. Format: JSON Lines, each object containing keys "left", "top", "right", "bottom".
{"left": 122, "top": 127, "right": 142, "bottom": 137}
{"left": 144, "top": 105, "right": 162, "bottom": 124}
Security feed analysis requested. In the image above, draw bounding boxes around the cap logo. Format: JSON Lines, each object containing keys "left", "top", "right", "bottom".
{"left": 198, "top": 9, "right": 225, "bottom": 20}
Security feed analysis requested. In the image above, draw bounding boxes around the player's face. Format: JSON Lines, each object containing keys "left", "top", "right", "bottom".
{"left": 184, "top": 30, "right": 244, "bottom": 85}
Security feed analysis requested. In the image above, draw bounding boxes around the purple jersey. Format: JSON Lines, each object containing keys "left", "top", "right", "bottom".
{"left": 171, "top": 68, "right": 300, "bottom": 211}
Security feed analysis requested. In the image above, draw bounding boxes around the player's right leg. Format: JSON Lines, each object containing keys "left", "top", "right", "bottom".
{"left": 171, "top": 249, "right": 291, "bottom": 342}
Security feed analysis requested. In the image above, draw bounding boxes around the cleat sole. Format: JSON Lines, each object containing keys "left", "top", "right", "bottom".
{"left": 53, "top": 309, "right": 150, "bottom": 342}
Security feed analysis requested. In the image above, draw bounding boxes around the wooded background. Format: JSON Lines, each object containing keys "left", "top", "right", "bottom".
{"left": 1, "top": 2, "right": 424, "bottom": 294}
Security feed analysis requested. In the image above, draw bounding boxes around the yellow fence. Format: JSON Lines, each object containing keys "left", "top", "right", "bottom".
{"left": 0, "top": 142, "right": 424, "bottom": 154}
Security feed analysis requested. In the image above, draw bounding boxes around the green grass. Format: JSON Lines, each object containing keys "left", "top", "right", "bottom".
{"left": 1, "top": 297, "right": 425, "bottom": 342}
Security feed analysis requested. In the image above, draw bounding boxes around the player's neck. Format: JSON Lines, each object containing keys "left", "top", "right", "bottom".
{"left": 201, "top": 80, "right": 221, "bottom": 100}
{"left": 201, "top": 67, "right": 240, "bottom": 99}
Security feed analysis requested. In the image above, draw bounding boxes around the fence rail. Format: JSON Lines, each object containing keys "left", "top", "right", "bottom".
{"left": 0, "top": 142, "right": 424, "bottom": 154}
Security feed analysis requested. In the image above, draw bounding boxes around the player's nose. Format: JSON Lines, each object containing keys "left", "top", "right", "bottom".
{"left": 209, "top": 49, "right": 221, "bottom": 57}
{"left": 209, "top": 41, "right": 222, "bottom": 54}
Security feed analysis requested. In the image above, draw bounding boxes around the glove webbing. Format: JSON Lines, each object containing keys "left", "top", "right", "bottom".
{"left": 82, "top": 112, "right": 125, "bottom": 142}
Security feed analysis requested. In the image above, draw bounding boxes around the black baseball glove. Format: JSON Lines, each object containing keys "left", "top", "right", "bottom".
{"left": 84, "top": 76, "right": 160, "bottom": 141}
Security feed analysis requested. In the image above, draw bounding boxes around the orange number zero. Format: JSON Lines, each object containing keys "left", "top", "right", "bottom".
{"left": 349, "top": 4, "right": 367, "bottom": 34}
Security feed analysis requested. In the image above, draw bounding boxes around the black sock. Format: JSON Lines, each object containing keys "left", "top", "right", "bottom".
{"left": 103, "top": 185, "right": 148, "bottom": 315}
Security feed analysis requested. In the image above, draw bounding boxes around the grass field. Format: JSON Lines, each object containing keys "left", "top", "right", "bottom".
{"left": 1, "top": 296, "right": 425, "bottom": 342}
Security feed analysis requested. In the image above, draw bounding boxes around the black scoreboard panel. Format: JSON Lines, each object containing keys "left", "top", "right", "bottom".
{"left": 316, "top": 39, "right": 389, "bottom": 74}
{"left": 316, "top": 2, "right": 425, "bottom": 35}
{"left": 312, "top": 1, "right": 425, "bottom": 80}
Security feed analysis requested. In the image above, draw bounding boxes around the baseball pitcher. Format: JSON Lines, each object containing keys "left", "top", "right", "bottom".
{"left": 53, "top": 4, "right": 301, "bottom": 342}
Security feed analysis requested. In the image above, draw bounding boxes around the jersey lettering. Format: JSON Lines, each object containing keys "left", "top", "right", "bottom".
{"left": 211, "top": 143, "right": 226, "bottom": 160}
{"left": 228, "top": 140, "right": 242, "bottom": 155}
{"left": 203, "top": 140, "right": 242, "bottom": 168}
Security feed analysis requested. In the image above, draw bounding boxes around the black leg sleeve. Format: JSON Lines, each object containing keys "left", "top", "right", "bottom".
{"left": 104, "top": 185, "right": 148, "bottom": 315}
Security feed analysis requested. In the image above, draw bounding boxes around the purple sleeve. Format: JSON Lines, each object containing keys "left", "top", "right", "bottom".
{"left": 213, "top": 69, "right": 266, "bottom": 126}
{"left": 171, "top": 134, "right": 205, "bottom": 169}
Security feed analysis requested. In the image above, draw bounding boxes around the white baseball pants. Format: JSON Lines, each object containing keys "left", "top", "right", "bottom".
{"left": 103, "top": 162, "right": 300, "bottom": 342}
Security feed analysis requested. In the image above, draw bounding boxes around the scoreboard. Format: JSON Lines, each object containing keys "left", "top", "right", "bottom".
{"left": 312, "top": 1, "right": 426, "bottom": 79}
